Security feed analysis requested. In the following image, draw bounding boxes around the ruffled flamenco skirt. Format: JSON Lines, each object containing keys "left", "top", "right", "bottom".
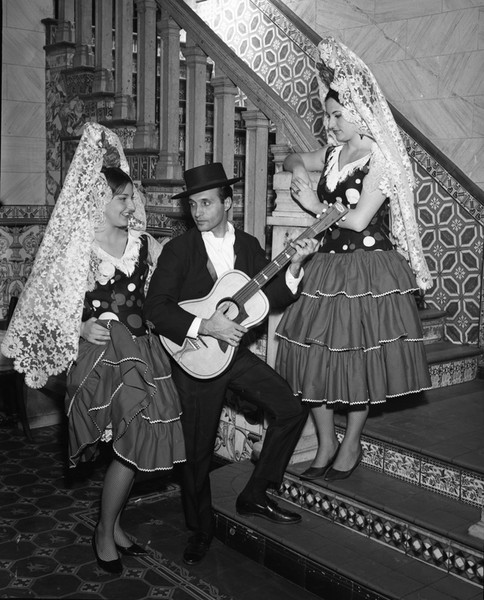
{"left": 66, "top": 321, "right": 186, "bottom": 471}
{"left": 276, "top": 250, "right": 432, "bottom": 407}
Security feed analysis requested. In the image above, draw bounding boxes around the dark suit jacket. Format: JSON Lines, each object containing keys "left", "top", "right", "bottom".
{"left": 144, "top": 226, "right": 300, "bottom": 346}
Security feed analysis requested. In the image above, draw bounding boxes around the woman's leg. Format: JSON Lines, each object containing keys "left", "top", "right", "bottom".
{"left": 332, "top": 404, "right": 369, "bottom": 471}
{"left": 94, "top": 458, "right": 136, "bottom": 561}
{"left": 309, "top": 404, "right": 339, "bottom": 468}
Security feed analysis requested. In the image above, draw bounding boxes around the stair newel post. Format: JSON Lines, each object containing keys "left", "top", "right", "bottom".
{"left": 133, "top": 0, "right": 158, "bottom": 150}
{"left": 73, "top": 0, "right": 94, "bottom": 68}
{"left": 155, "top": 9, "right": 182, "bottom": 180}
{"left": 92, "top": 0, "right": 114, "bottom": 94}
{"left": 55, "top": 0, "right": 75, "bottom": 44}
{"left": 242, "top": 104, "right": 269, "bottom": 247}
{"left": 182, "top": 40, "right": 207, "bottom": 170}
{"left": 112, "top": 0, "right": 136, "bottom": 121}
{"left": 212, "top": 75, "right": 237, "bottom": 178}
{"left": 212, "top": 73, "right": 237, "bottom": 221}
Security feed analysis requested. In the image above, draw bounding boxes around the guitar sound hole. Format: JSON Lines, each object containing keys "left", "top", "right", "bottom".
{"left": 217, "top": 298, "right": 239, "bottom": 321}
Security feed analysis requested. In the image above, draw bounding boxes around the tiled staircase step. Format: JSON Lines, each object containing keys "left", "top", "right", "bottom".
{"left": 285, "top": 461, "right": 482, "bottom": 554}
{"left": 424, "top": 341, "right": 482, "bottom": 387}
{"left": 332, "top": 380, "right": 484, "bottom": 505}
{"left": 212, "top": 461, "right": 483, "bottom": 600}
{"left": 418, "top": 307, "right": 447, "bottom": 344}
{"left": 425, "top": 341, "right": 483, "bottom": 364}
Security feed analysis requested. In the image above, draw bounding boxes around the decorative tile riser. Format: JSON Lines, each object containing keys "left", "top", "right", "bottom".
{"left": 422, "top": 319, "right": 445, "bottom": 344}
{"left": 429, "top": 357, "right": 479, "bottom": 388}
{"left": 275, "top": 475, "right": 483, "bottom": 587}
{"left": 347, "top": 429, "right": 484, "bottom": 508}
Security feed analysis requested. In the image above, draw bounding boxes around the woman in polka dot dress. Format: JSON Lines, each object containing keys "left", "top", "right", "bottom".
{"left": 66, "top": 166, "right": 185, "bottom": 572}
{"left": 275, "top": 38, "right": 432, "bottom": 483}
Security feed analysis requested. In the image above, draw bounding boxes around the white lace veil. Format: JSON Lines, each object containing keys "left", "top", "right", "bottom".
{"left": 1, "top": 122, "right": 146, "bottom": 388}
{"left": 315, "top": 37, "right": 432, "bottom": 292}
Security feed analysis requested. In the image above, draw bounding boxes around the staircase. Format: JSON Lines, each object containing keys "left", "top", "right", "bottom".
{"left": 210, "top": 306, "right": 483, "bottom": 599}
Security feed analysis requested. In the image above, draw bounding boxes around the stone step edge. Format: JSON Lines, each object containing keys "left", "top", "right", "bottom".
{"left": 425, "top": 341, "right": 483, "bottom": 364}
{"left": 275, "top": 473, "right": 483, "bottom": 588}
{"left": 335, "top": 425, "right": 484, "bottom": 508}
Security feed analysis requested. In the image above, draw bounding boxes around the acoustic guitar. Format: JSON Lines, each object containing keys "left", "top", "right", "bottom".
{"left": 160, "top": 202, "right": 348, "bottom": 379}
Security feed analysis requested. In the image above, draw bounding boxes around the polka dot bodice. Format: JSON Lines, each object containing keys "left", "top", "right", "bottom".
{"left": 317, "top": 146, "right": 393, "bottom": 254}
{"left": 83, "top": 234, "right": 149, "bottom": 337}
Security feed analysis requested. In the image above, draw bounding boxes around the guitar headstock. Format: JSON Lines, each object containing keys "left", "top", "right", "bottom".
{"left": 312, "top": 203, "right": 349, "bottom": 236}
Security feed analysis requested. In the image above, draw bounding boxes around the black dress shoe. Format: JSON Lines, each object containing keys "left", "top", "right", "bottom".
{"left": 236, "top": 496, "right": 302, "bottom": 524}
{"left": 299, "top": 443, "right": 341, "bottom": 481}
{"left": 324, "top": 448, "right": 363, "bottom": 481}
{"left": 92, "top": 535, "right": 123, "bottom": 574}
{"left": 183, "top": 533, "right": 211, "bottom": 566}
{"left": 115, "top": 542, "right": 147, "bottom": 556}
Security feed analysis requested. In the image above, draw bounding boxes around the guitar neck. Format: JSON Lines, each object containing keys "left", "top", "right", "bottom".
{"left": 233, "top": 203, "right": 348, "bottom": 307}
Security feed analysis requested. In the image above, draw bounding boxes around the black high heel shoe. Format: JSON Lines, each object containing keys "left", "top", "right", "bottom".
{"left": 324, "top": 447, "right": 363, "bottom": 481}
{"left": 92, "top": 535, "right": 123, "bottom": 574}
{"left": 299, "top": 443, "right": 341, "bottom": 481}
{"left": 115, "top": 542, "right": 147, "bottom": 556}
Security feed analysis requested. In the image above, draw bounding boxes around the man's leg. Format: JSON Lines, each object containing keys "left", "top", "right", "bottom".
{"left": 172, "top": 364, "right": 229, "bottom": 563}
{"left": 227, "top": 348, "right": 309, "bottom": 522}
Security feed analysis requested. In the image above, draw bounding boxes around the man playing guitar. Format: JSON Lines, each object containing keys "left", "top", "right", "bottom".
{"left": 144, "top": 163, "right": 319, "bottom": 566}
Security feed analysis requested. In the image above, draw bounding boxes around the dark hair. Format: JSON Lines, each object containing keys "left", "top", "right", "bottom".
{"left": 325, "top": 87, "right": 342, "bottom": 104}
{"left": 215, "top": 185, "right": 233, "bottom": 203}
{"left": 101, "top": 167, "right": 133, "bottom": 196}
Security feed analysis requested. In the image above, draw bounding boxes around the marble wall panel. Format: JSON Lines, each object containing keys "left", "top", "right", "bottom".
{"left": 480, "top": 7, "right": 484, "bottom": 50}
{"left": 2, "top": 29, "right": 46, "bottom": 69}
{"left": 0, "top": 173, "right": 46, "bottom": 205}
{"left": 439, "top": 51, "right": 484, "bottom": 97}
{"left": 374, "top": 0, "right": 443, "bottom": 23}
{"left": 3, "top": 65, "right": 45, "bottom": 104}
{"left": 406, "top": 10, "right": 479, "bottom": 58}
{"left": 340, "top": 21, "right": 408, "bottom": 63}
{"left": 314, "top": 0, "right": 375, "bottom": 29}
{"left": 4, "top": 0, "right": 52, "bottom": 32}
{"left": 443, "top": 0, "right": 484, "bottom": 10}
{"left": 370, "top": 58, "right": 440, "bottom": 102}
{"left": 1, "top": 137, "right": 46, "bottom": 174}
{"left": 2, "top": 101, "right": 45, "bottom": 139}
{"left": 395, "top": 97, "right": 475, "bottom": 139}
{"left": 474, "top": 96, "right": 484, "bottom": 136}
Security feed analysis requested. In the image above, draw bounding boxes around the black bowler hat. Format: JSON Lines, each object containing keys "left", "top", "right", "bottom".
{"left": 172, "top": 162, "right": 242, "bottom": 199}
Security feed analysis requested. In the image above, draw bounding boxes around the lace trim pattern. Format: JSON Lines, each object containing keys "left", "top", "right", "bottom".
{"left": 315, "top": 37, "right": 433, "bottom": 291}
{"left": 324, "top": 145, "right": 371, "bottom": 192}
{"left": 1, "top": 123, "right": 146, "bottom": 388}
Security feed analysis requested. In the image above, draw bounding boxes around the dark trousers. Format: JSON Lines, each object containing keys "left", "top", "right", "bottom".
{"left": 172, "top": 346, "right": 309, "bottom": 541}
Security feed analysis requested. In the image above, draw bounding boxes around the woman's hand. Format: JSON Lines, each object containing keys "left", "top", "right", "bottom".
{"left": 290, "top": 175, "right": 322, "bottom": 215}
{"left": 80, "top": 317, "right": 111, "bottom": 345}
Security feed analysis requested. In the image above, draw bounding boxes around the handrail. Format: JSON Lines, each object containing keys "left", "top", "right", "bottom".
{"left": 158, "top": 0, "right": 318, "bottom": 152}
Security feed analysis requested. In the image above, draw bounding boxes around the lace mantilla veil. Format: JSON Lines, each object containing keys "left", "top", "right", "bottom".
{"left": 315, "top": 37, "right": 432, "bottom": 292}
{"left": 1, "top": 122, "right": 146, "bottom": 388}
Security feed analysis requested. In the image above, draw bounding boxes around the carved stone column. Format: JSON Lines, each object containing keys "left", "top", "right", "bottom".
{"left": 55, "top": 0, "right": 74, "bottom": 44}
{"left": 133, "top": 0, "right": 158, "bottom": 150}
{"left": 242, "top": 106, "right": 269, "bottom": 246}
{"left": 183, "top": 38, "right": 207, "bottom": 170}
{"left": 93, "top": 0, "right": 114, "bottom": 93}
{"left": 155, "top": 10, "right": 182, "bottom": 180}
{"left": 73, "top": 0, "right": 94, "bottom": 68}
{"left": 212, "top": 74, "right": 237, "bottom": 177}
{"left": 113, "top": 0, "right": 136, "bottom": 121}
